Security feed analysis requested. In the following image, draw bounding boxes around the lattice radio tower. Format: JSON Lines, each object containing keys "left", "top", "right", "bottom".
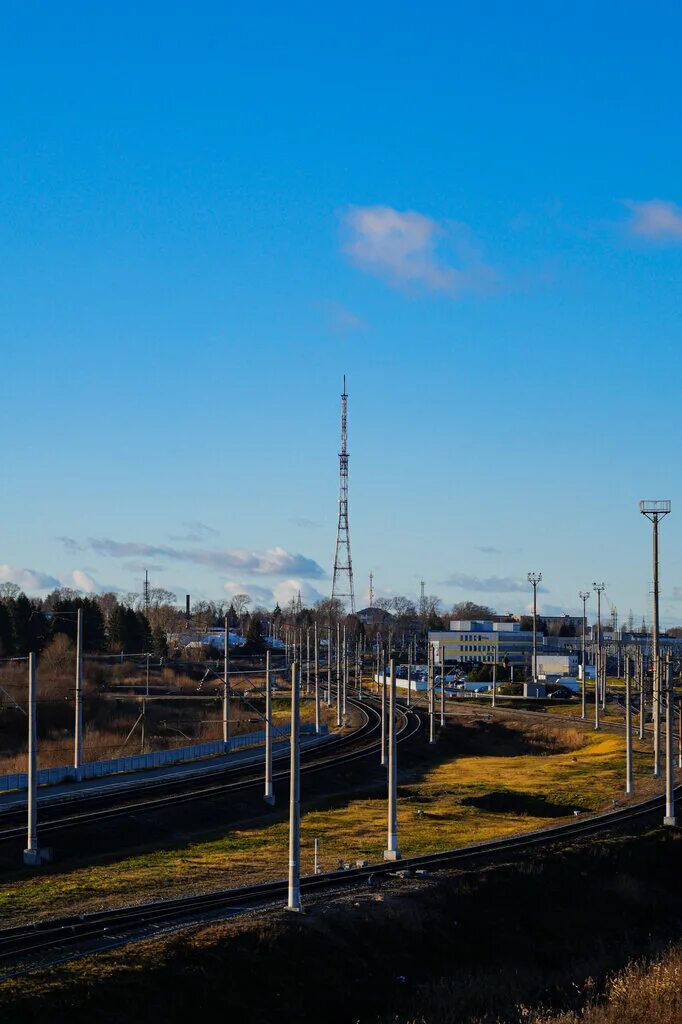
{"left": 331, "top": 376, "right": 356, "bottom": 614}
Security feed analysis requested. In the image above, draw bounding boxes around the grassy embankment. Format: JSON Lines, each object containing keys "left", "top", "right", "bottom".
{"left": 0, "top": 827, "right": 679, "bottom": 1024}
{"left": 0, "top": 714, "right": 655, "bottom": 926}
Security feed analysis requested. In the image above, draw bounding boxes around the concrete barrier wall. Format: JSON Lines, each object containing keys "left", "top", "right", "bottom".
{"left": 0, "top": 722, "right": 327, "bottom": 793}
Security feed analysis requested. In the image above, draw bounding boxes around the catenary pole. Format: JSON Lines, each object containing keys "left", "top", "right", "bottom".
{"left": 579, "top": 592, "right": 589, "bottom": 721}
{"left": 625, "top": 654, "right": 633, "bottom": 795}
{"left": 428, "top": 643, "right": 436, "bottom": 744}
{"left": 384, "top": 657, "right": 400, "bottom": 860}
{"left": 25, "top": 653, "right": 38, "bottom": 864}
{"left": 664, "top": 652, "right": 676, "bottom": 825}
{"left": 380, "top": 649, "right": 387, "bottom": 767}
{"left": 223, "top": 615, "right": 230, "bottom": 750}
{"left": 287, "top": 662, "right": 302, "bottom": 911}
{"left": 74, "top": 607, "right": 83, "bottom": 780}
{"left": 264, "top": 650, "right": 274, "bottom": 804}
{"left": 314, "top": 623, "right": 320, "bottom": 734}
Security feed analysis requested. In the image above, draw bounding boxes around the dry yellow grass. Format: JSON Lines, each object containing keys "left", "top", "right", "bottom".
{"left": 527, "top": 945, "right": 682, "bottom": 1023}
{"left": 0, "top": 715, "right": 652, "bottom": 927}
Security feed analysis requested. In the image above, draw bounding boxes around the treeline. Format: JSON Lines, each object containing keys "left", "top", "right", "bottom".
{"left": 0, "top": 588, "right": 165, "bottom": 658}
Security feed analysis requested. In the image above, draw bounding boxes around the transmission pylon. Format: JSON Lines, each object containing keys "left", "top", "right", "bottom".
{"left": 331, "top": 376, "right": 356, "bottom": 614}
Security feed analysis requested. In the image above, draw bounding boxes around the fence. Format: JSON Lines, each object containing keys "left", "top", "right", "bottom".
{"left": 0, "top": 722, "right": 327, "bottom": 793}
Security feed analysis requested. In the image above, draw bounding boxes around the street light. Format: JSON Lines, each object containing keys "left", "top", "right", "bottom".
{"left": 527, "top": 572, "right": 542, "bottom": 683}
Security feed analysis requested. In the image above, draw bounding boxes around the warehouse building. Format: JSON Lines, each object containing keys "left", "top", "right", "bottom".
{"left": 428, "top": 620, "right": 538, "bottom": 668}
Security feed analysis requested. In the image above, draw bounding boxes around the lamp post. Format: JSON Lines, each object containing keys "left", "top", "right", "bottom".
{"left": 579, "top": 592, "right": 590, "bottom": 721}
{"left": 527, "top": 572, "right": 542, "bottom": 683}
{"left": 384, "top": 657, "right": 400, "bottom": 860}
{"left": 639, "top": 500, "right": 671, "bottom": 780}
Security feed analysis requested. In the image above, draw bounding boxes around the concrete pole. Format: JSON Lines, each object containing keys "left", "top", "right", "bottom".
{"left": 357, "top": 642, "right": 362, "bottom": 700}
{"left": 638, "top": 647, "right": 645, "bottom": 740}
{"left": 336, "top": 622, "right": 341, "bottom": 702}
{"left": 440, "top": 649, "right": 445, "bottom": 726}
{"left": 314, "top": 622, "right": 320, "bottom": 734}
{"left": 25, "top": 652, "right": 38, "bottom": 862}
{"left": 580, "top": 593, "right": 588, "bottom": 721}
{"left": 342, "top": 624, "right": 347, "bottom": 718}
{"left": 380, "top": 650, "right": 387, "bottom": 767}
{"left": 287, "top": 662, "right": 302, "bottom": 911}
{"left": 327, "top": 626, "right": 332, "bottom": 707}
{"left": 428, "top": 644, "right": 436, "bottom": 744}
{"left": 314, "top": 837, "right": 320, "bottom": 875}
{"left": 336, "top": 632, "right": 342, "bottom": 728}
{"left": 74, "top": 607, "right": 83, "bottom": 780}
{"left": 492, "top": 656, "right": 497, "bottom": 710}
{"left": 264, "top": 650, "right": 274, "bottom": 805}
{"left": 406, "top": 662, "right": 412, "bottom": 708}
{"left": 306, "top": 628, "right": 310, "bottom": 696}
{"left": 384, "top": 657, "right": 400, "bottom": 860}
{"left": 625, "top": 655, "right": 633, "bottom": 795}
{"left": 223, "top": 615, "right": 230, "bottom": 751}
{"left": 652, "top": 518, "right": 661, "bottom": 778}
{"left": 532, "top": 581, "right": 538, "bottom": 683}
{"left": 664, "top": 652, "right": 676, "bottom": 825}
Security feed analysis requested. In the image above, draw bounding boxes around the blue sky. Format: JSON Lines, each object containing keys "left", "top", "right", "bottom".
{"left": 2, "top": 2, "right": 682, "bottom": 624}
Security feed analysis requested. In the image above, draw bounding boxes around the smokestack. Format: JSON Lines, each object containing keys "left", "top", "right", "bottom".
{"left": 185, "top": 595, "right": 191, "bottom": 624}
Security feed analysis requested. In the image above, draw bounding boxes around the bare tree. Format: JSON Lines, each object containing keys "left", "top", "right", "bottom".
{"left": 231, "top": 593, "right": 252, "bottom": 618}
{"left": 0, "top": 582, "right": 20, "bottom": 600}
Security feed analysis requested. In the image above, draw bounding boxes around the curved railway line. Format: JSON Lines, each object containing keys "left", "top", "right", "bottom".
{"left": 0, "top": 757, "right": 677, "bottom": 979}
{"left": 0, "top": 698, "right": 420, "bottom": 843}
{"left": 0, "top": 681, "right": 677, "bottom": 979}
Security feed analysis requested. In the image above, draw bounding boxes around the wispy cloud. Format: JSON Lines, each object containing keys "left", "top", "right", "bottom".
{"left": 291, "top": 517, "right": 323, "bottom": 530}
{"left": 319, "top": 301, "right": 367, "bottom": 335}
{"left": 169, "top": 521, "right": 219, "bottom": 542}
{"left": 85, "top": 537, "right": 326, "bottom": 579}
{"left": 624, "top": 199, "right": 682, "bottom": 242}
{"left": 0, "top": 565, "right": 61, "bottom": 591}
{"left": 444, "top": 572, "right": 547, "bottom": 594}
{"left": 341, "top": 205, "right": 499, "bottom": 297}
{"left": 57, "top": 536, "right": 85, "bottom": 554}
{"left": 475, "top": 545, "right": 502, "bottom": 555}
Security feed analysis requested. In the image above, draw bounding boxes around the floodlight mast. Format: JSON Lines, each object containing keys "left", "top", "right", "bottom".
{"left": 639, "top": 499, "right": 671, "bottom": 781}
{"left": 527, "top": 573, "right": 542, "bottom": 683}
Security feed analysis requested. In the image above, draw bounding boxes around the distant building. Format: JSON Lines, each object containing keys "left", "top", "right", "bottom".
{"left": 428, "top": 620, "right": 538, "bottom": 668}
{"left": 536, "top": 654, "right": 578, "bottom": 679}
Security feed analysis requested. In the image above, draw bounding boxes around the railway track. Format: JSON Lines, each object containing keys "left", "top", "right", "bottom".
{"left": 0, "top": 698, "right": 418, "bottom": 843}
{"left": 0, "top": 746, "right": 675, "bottom": 980}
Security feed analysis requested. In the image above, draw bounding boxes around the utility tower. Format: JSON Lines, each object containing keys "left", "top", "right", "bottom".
{"left": 368, "top": 572, "right": 374, "bottom": 609}
{"left": 331, "top": 376, "right": 356, "bottom": 614}
{"left": 143, "top": 570, "right": 150, "bottom": 613}
{"left": 419, "top": 580, "right": 426, "bottom": 618}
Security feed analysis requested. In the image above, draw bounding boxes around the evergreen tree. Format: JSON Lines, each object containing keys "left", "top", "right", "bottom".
{"left": 0, "top": 603, "right": 15, "bottom": 656}
{"left": 152, "top": 625, "right": 168, "bottom": 657}
{"left": 10, "top": 594, "right": 46, "bottom": 655}
{"left": 108, "top": 604, "right": 125, "bottom": 650}
{"left": 135, "top": 611, "right": 153, "bottom": 651}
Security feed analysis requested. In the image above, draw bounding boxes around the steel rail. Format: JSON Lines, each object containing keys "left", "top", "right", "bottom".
{"left": 0, "top": 700, "right": 418, "bottom": 843}
{"left": 0, "top": 746, "right": 674, "bottom": 976}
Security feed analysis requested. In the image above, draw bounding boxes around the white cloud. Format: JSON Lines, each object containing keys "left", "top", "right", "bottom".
{"left": 62, "top": 569, "right": 101, "bottom": 594}
{"left": 0, "top": 565, "right": 61, "bottom": 591}
{"left": 342, "top": 205, "right": 498, "bottom": 297}
{"left": 222, "top": 581, "right": 274, "bottom": 605}
{"left": 444, "top": 572, "right": 547, "bottom": 594}
{"left": 273, "top": 579, "right": 326, "bottom": 607}
{"left": 87, "top": 538, "right": 325, "bottom": 578}
{"left": 624, "top": 199, "right": 682, "bottom": 241}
